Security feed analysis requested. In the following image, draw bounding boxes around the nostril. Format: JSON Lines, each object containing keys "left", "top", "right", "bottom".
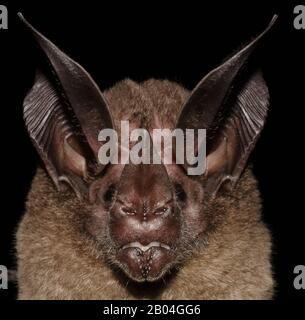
{"left": 121, "top": 207, "right": 137, "bottom": 216}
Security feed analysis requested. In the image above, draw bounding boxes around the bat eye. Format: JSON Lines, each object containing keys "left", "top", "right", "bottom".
{"left": 175, "top": 184, "right": 187, "bottom": 202}
{"left": 121, "top": 207, "right": 137, "bottom": 215}
{"left": 154, "top": 206, "right": 169, "bottom": 215}
{"left": 103, "top": 184, "right": 116, "bottom": 203}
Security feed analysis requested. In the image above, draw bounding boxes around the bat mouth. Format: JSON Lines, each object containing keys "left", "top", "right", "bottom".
{"left": 121, "top": 241, "right": 171, "bottom": 252}
{"left": 117, "top": 241, "right": 174, "bottom": 282}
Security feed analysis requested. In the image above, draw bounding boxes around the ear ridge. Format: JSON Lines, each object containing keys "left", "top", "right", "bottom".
{"left": 24, "top": 70, "right": 89, "bottom": 195}
{"left": 205, "top": 70, "right": 269, "bottom": 194}
{"left": 19, "top": 13, "right": 114, "bottom": 156}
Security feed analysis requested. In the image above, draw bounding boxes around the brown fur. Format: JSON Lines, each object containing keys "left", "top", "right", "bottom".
{"left": 16, "top": 79, "right": 274, "bottom": 299}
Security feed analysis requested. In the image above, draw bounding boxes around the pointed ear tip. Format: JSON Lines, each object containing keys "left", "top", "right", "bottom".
{"left": 17, "top": 12, "right": 32, "bottom": 29}
{"left": 269, "top": 14, "right": 279, "bottom": 27}
{"left": 17, "top": 13, "right": 45, "bottom": 44}
{"left": 17, "top": 12, "right": 25, "bottom": 21}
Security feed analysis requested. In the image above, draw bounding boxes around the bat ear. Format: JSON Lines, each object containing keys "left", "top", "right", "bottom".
{"left": 176, "top": 16, "right": 277, "bottom": 195}
{"left": 19, "top": 13, "right": 114, "bottom": 198}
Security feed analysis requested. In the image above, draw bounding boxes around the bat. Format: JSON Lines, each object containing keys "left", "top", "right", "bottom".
{"left": 16, "top": 13, "right": 277, "bottom": 299}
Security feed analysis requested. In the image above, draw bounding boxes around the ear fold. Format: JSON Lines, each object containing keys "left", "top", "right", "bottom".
{"left": 177, "top": 16, "right": 277, "bottom": 195}
{"left": 204, "top": 70, "right": 269, "bottom": 194}
{"left": 19, "top": 14, "right": 114, "bottom": 198}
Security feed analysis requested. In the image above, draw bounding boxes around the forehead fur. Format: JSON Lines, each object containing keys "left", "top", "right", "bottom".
{"left": 103, "top": 79, "right": 190, "bottom": 130}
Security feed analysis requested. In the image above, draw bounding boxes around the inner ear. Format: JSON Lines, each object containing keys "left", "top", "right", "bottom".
{"left": 63, "top": 137, "right": 87, "bottom": 178}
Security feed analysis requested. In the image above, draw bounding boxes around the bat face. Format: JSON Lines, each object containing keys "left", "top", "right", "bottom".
{"left": 86, "top": 160, "right": 207, "bottom": 282}
{"left": 107, "top": 164, "right": 182, "bottom": 282}
{"left": 20, "top": 15, "right": 276, "bottom": 283}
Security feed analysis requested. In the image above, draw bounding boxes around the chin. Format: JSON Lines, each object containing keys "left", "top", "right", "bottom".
{"left": 116, "top": 242, "right": 177, "bottom": 282}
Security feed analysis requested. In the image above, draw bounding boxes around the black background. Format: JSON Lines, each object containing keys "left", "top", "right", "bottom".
{"left": 0, "top": 0, "right": 304, "bottom": 301}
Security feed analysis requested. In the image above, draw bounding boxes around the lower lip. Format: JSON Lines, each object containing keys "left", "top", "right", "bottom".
{"left": 117, "top": 245, "right": 173, "bottom": 282}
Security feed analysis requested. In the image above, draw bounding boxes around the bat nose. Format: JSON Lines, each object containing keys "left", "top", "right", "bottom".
{"left": 110, "top": 199, "right": 180, "bottom": 248}
{"left": 110, "top": 164, "right": 180, "bottom": 246}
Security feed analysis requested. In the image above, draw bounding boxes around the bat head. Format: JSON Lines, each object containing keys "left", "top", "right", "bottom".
{"left": 20, "top": 14, "right": 276, "bottom": 282}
